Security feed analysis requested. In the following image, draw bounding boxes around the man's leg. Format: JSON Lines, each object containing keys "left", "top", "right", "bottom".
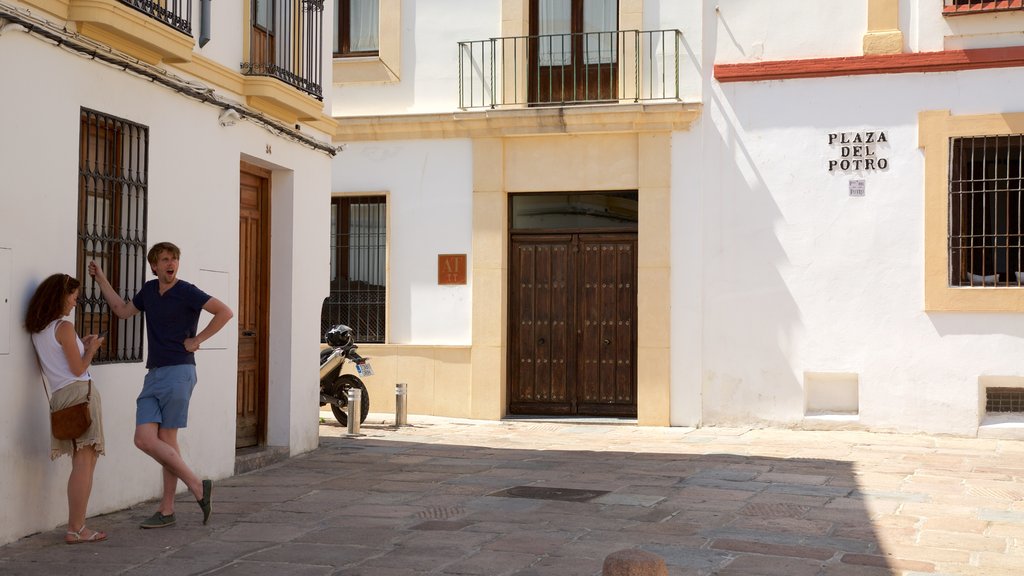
{"left": 134, "top": 423, "right": 202, "bottom": 515}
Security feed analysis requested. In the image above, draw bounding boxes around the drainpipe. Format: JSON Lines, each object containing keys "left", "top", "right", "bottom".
{"left": 199, "top": 0, "right": 210, "bottom": 48}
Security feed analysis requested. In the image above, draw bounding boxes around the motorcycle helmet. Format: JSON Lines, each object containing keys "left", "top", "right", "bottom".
{"left": 325, "top": 324, "right": 354, "bottom": 348}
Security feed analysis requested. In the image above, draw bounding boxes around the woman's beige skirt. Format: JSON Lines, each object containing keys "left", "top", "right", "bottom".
{"left": 49, "top": 380, "right": 105, "bottom": 460}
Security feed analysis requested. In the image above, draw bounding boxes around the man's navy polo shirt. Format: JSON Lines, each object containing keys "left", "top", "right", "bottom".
{"left": 133, "top": 279, "right": 211, "bottom": 369}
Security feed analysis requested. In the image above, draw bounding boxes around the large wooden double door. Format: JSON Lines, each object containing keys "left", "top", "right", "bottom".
{"left": 509, "top": 233, "right": 637, "bottom": 416}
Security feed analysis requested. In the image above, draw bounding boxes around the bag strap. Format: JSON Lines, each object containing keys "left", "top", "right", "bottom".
{"left": 30, "top": 339, "right": 52, "bottom": 402}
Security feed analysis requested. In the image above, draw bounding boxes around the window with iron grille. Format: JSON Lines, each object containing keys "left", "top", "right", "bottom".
{"left": 76, "top": 108, "right": 147, "bottom": 363}
{"left": 322, "top": 196, "right": 386, "bottom": 343}
{"left": 944, "top": 0, "right": 1024, "bottom": 15}
{"left": 986, "top": 387, "right": 1024, "bottom": 413}
{"left": 948, "top": 135, "right": 1024, "bottom": 287}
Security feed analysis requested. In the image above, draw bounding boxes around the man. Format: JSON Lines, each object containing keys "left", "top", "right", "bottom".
{"left": 89, "top": 242, "right": 233, "bottom": 528}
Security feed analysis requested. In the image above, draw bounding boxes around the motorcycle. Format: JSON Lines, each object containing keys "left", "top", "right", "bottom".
{"left": 319, "top": 324, "right": 372, "bottom": 426}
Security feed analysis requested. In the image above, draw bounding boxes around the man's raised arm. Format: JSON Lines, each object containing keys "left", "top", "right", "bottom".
{"left": 88, "top": 260, "right": 140, "bottom": 319}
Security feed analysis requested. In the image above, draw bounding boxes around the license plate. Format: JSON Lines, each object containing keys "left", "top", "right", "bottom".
{"left": 356, "top": 361, "right": 374, "bottom": 377}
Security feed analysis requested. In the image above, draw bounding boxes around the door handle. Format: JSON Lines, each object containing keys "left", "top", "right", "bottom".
{"left": 242, "top": 330, "right": 256, "bottom": 337}
{"left": 603, "top": 338, "right": 611, "bottom": 345}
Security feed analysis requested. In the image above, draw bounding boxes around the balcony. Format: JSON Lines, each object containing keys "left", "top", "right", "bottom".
{"left": 64, "top": 0, "right": 193, "bottom": 63}
{"left": 242, "top": 0, "right": 324, "bottom": 103}
{"left": 458, "top": 29, "right": 682, "bottom": 110}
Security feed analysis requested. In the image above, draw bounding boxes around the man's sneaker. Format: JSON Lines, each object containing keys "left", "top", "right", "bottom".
{"left": 139, "top": 512, "right": 176, "bottom": 529}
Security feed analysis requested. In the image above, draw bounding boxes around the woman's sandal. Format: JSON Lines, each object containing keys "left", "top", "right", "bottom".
{"left": 65, "top": 526, "right": 107, "bottom": 544}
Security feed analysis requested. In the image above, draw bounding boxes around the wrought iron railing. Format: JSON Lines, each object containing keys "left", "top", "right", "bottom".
{"left": 119, "top": 0, "right": 191, "bottom": 36}
{"left": 242, "top": 0, "right": 324, "bottom": 100}
{"left": 458, "top": 29, "right": 681, "bottom": 109}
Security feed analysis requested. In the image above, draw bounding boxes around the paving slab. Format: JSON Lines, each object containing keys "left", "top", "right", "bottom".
{"left": 2, "top": 414, "right": 1024, "bottom": 575}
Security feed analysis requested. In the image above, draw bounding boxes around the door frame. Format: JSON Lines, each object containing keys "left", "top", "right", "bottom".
{"left": 238, "top": 161, "right": 271, "bottom": 448}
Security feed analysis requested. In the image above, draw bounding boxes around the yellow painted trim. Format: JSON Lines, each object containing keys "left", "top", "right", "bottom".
{"left": 170, "top": 56, "right": 336, "bottom": 131}
{"left": 68, "top": 0, "right": 194, "bottom": 64}
{"left": 173, "top": 54, "right": 246, "bottom": 94}
{"left": 333, "top": 103, "right": 702, "bottom": 142}
{"left": 18, "top": 0, "right": 69, "bottom": 19}
{"left": 333, "top": 0, "right": 401, "bottom": 83}
{"left": 864, "top": 0, "right": 903, "bottom": 55}
{"left": 921, "top": 109, "right": 1024, "bottom": 311}
{"left": 346, "top": 344, "right": 474, "bottom": 418}
{"left": 243, "top": 76, "right": 325, "bottom": 123}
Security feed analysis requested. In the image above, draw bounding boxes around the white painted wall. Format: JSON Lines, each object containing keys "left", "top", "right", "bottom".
{"left": 712, "top": 0, "right": 865, "bottom": 62}
{"left": 332, "top": 140, "right": 474, "bottom": 344}
{"left": 0, "top": 18, "right": 329, "bottom": 543}
{"left": 691, "top": 66, "right": 1024, "bottom": 435}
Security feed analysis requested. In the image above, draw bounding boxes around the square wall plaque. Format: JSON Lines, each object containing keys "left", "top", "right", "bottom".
{"left": 438, "top": 254, "right": 467, "bottom": 285}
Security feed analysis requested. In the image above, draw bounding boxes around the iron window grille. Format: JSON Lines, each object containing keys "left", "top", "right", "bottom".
{"left": 948, "top": 135, "right": 1024, "bottom": 287}
{"left": 322, "top": 196, "right": 386, "bottom": 343}
{"left": 986, "top": 387, "right": 1024, "bottom": 412}
{"left": 76, "top": 108, "right": 148, "bottom": 364}
{"left": 944, "top": 0, "right": 1024, "bottom": 15}
{"left": 242, "top": 0, "right": 325, "bottom": 100}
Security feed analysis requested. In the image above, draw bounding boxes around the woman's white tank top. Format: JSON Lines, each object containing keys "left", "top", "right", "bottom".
{"left": 32, "top": 319, "right": 90, "bottom": 394}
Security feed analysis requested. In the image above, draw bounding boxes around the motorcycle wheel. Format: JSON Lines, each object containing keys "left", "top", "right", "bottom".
{"left": 327, "top": 374, "right": 370, "bottom": 427}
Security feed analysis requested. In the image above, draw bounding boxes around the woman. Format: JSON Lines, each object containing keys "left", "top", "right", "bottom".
{"left": 25, "top": 273, "right": 108, "bottom": 544}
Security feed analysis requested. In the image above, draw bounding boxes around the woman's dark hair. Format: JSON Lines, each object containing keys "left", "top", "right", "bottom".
{"left": 25, "top": 273, "right": 80, "bottom": 333}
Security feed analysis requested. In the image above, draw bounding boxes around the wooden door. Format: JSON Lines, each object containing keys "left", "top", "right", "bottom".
{"left": 237, "top": 164, "right": 270, "bottom": 448}
{"left": 575, "top": 235, "right": 636, "bottom": 415}
{"left": 509, "top": 233, "right": 636, "bottom": 416}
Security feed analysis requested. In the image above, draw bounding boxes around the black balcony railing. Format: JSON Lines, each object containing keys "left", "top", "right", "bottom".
{"left": 121, "top": 0, "right": 191, "bottom": 36}
{"left": 458, "top": 29, "right": 681, "bottom": 109}
{"left": 242, "top": 0, "right": 324, "bottom": 100}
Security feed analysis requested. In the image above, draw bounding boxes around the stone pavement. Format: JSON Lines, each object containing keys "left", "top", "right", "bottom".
{"left": 2, "top": 414, "right": 1024, "bottom": 576}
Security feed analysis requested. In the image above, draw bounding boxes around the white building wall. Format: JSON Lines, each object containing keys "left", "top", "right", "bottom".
{"left": 694, "top": 67, "right": 1024, "bottom": 435}
{"left": 333, "top": 140, "right": 474, "bottom": 344}
{"left": 0, "top": 16, "right": 330, "bottom": 543}
{"left": 712, "top": 0, "right": 865, "bottom": 62}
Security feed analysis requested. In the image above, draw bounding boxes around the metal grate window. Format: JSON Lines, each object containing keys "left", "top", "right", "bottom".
{"left": 322, "top": 196, "right": 386, "bottom": 343}
{"left": 948, "top": 135, "right": 1024, "bottom": 287}
{"left": 944, "top": 0, "right": 1024, "bottom": 16}
{"left": 76, "top": 108, "right": 148, "bottom": 364}
{"left": 986, "top": 387, "right": 1024, "bottom": 413}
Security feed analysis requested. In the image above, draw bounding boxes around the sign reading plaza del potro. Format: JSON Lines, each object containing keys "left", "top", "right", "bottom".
{"left": 828, "top": 131, "right": 889, "bottom": 172}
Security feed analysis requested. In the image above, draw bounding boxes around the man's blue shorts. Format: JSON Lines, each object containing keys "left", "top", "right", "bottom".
{"left": 137, "top": 365, "right": 197, "bottom": 428}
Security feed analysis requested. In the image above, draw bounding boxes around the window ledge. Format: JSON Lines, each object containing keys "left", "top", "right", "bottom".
{"left": 944, "top": 1, "right": 1024, "bottom": 15}
{"left": 68, "top": 0, "right": 194, "bottom": 65}
{"left": 333, "top": 102, "right": 702, "bottom": 142}
{"left": 333, "top": 56, "right": 399, "bottom": 84}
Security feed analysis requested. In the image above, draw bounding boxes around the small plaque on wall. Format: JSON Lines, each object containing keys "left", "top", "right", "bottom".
{"left": 438, "top": 254, "right": 467, "bottom": 285}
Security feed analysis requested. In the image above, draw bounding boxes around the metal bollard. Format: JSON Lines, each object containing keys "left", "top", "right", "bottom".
{"left": 395, "top": 383, "right": 408, "bottom": 427}
{"left": 346, "top": 387, "right": 362, "bottom": 436}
